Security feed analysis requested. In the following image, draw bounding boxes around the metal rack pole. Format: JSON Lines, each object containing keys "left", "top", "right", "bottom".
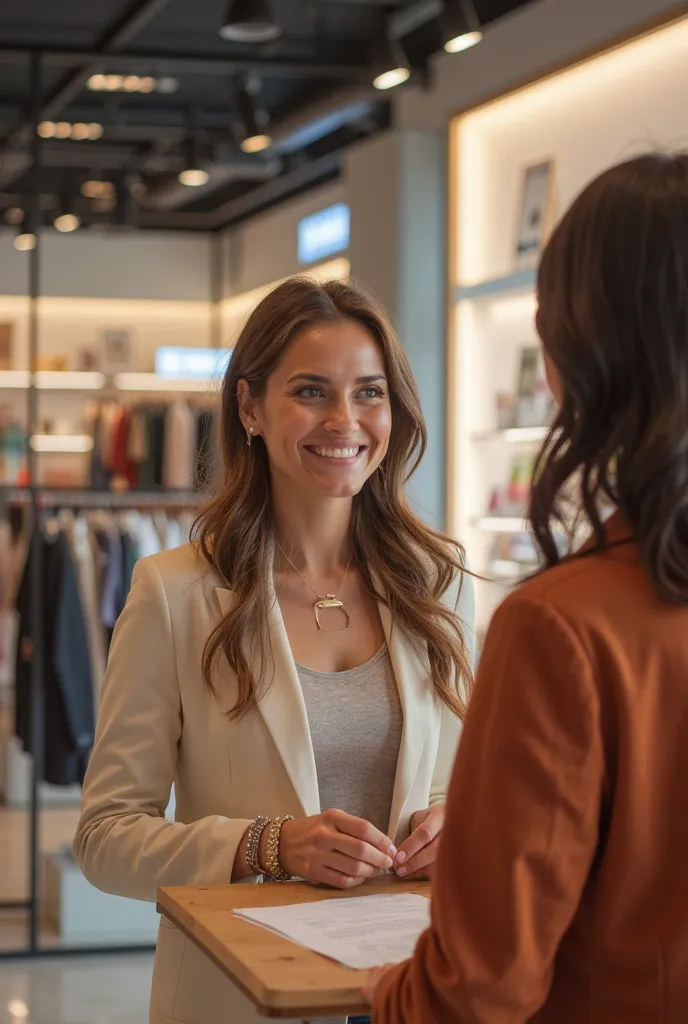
{"left": 27, "top": 50, "right": 44, "bottom": 954}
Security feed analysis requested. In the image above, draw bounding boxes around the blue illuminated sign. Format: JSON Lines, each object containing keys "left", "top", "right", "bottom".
{"left": 155, "top": 346, "right": 232, "bottom": 380}
{"left": 298, "top": 202, "right": 350, "bottom": 265}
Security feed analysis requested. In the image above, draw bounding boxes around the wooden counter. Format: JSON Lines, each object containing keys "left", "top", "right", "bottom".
{"left": 157, "top": 877, "right": 430, "bottom": 1019}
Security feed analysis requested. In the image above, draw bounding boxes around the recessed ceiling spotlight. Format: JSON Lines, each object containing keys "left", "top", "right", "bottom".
{"left": 81, "top": 180, "right": 115, "bottom": 199}
{"left": 38, "top": 120, "right": 56, "bottom": 138}
{"left": 441, "top": 0, "right": 483, "bottom": 54}
{"left": 13, "top": 227, "right": 36, "bottom": 252}
{"left": 88, "top": 73, "right": 178, "bottom": 93}
{"left": 179, "top": 168, "right": 210, "bottom": 187}
{"left": 55, "top": 121, "right": 73, "bottom": 139}
{"left": 220, "top": 0, "right": 281, "bottom": 43}
{"left": 70, "top": 122, "right": 90, "bottom": 140}
{"left": 4, "top": 207, "right": 25, "bottom": 226}
{"left": 54, "top": 212, "right": 80, "bottom": 233}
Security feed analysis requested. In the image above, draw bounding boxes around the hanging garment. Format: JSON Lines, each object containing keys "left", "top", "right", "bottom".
{"left": 194, "top": 407, "right": 217, "bottom": 491}
{"left": 162, "top": 399, "right": 196, "bottom": 491}
{"left": 67, "top": 515, "right": 107, "bottom": 704}
{"left": 99, "top": 522, "right": 124, "bottom": 634}
{"left": 15, "top": 529, "right": 95, "bottom": 786}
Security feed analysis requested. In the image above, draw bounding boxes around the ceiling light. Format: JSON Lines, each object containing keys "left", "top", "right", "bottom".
{"left": 54, "top": 212, "right": 80, "bottom": 233}
{"left": 241, "top": 133, "right": 271, "bottom": 153}
{"left": 179, "top": 168, "right": 209, "bottom": 186}
{"left": 372, "top": 38, "right": 411, "bottom": 91}
{"left": 87, "top": 122, "right": 103, "bottom": 140}
{"left": 71, "top": 122, "right": 90, "bottom": 140}
{"left": 8, "top": 999, "right": 29, "bottom": 1019}
{"left": 55, "top": 121, "right": 72, "bottom": 139}
{"left": 219, "top": 0, "right": 281, "bottom": 43}
{"left": 235, "top": 78, "right": 271, "bottom": 152}
{"left": 441, "top": 0, "right": 483, "bottom": 54}
{"left": 14, "top": 229, "right": 36, "bottom": 252}
{"left": 81, "top": 179, "right": 115, "bottom": 199}
{"left": 4, "top": 207, "right": 25, "bottom": 226}
{"left": 38, "top": 120, "right": 56, "bottom": 138}
{"left": 88, "top": 73, "right": 177, "bottom": 93}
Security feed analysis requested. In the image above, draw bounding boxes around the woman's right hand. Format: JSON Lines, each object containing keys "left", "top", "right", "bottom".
{"left": 276, "top": 809, "right": 397, "bottom": 889}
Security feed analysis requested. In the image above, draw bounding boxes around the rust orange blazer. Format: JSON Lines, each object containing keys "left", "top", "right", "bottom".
{"left": 374, "top": 513, "right": 688, "bottom": 1024}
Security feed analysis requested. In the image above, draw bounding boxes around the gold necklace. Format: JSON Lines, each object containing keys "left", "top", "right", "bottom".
{"left": 275, "top": 542, "right": 353, "bottom": 632}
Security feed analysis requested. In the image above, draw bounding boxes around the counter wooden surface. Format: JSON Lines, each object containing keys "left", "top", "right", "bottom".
{"left": 157, "top": 877, "right": 430, "bottom": 1019}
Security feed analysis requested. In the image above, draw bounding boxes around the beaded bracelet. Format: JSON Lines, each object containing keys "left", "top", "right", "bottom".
{"left": 245, "top": 816, "right": 270, "bottom": 877}
{"left": 263, "top": 815, "right": 295, "bottom": 881}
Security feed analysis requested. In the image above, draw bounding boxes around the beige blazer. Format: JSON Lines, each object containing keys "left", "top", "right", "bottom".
{"left": 74, "top": 543, "right": 475, "bottom": 1024}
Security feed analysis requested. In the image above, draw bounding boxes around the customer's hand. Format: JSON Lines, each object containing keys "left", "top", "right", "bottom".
{"left": 279, "top": 809, "right": 397, "bottom": 889}
{"left": 393, "top": 805, "right": 445, "bottom": 879}
{"left": 362, "top": 964, "right": 396, "bottom": 1004}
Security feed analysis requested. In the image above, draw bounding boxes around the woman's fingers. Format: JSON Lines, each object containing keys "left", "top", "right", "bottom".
{"left": 330, "top": 831, "right": 395, "bottom": 872}
{"left": 394, "top": 814, "right": 442, "bottom": 868}
{"left": 327, "top": 809, "right": 396, "bottom": 859}
{"left": 396, "top": 837, "right": 439, "bottom": 878}
{"left": 325, "top": 850, "right": 382, "bottom": 881}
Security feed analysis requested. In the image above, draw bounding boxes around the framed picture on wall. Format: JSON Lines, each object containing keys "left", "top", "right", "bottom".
{"left": 515, "top": 160, "right": 555, "bottom": 268}
{"left": 101, "top": 329, "right": 131, "bottom": 372}
{"left": 0, "top": 323, "right": 13, "bottom": 370}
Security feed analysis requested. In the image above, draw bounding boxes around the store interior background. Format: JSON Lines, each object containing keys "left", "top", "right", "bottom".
{"left": 1, "top": 0, "right": 687, "bottom": 1018}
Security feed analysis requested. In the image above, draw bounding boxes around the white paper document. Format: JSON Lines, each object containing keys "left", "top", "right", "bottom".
{"left": 233, "top": 893, "right": 430, "bottom": 971}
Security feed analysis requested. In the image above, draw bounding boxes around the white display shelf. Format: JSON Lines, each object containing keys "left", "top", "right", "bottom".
{"left": 471, "top": 426, "right": 548, "bottom": 444}
{"left": 472, "top": 516, "right": 530, "bottom": 534}
{"left": 454, "top": 268, "right": 536, "bottom": 303}
{"left": 0, "top": 371, "right": 221, "bottom": 394}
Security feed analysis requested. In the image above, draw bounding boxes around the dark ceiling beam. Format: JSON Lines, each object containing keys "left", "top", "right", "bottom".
{"left": 0, "top": 0, "right": 172, "bottom": 190}
{"left": 138, "top": 150, "right": 342, "bottom": 231}
{"left": 0, "top": 46, "right": 372, "bottom": 82}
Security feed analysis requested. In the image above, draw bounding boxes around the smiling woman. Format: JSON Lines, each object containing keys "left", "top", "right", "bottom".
{"left": 74, "top": 275, "right": 476, "bottom": 1024}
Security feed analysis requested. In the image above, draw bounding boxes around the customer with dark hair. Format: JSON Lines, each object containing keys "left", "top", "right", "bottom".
{"left": 365, "top": 152, "right": 688, "bottom": 1022}
{"left": 74, "top": 275, "right": 475, "bottom": 1024}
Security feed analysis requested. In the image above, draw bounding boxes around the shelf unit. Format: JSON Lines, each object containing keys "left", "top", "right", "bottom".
{"left": 451, "top": 269, "right": 543, "bottom": 633}
{"left": 449, "top": 11, "right": 688, "bottom": 635}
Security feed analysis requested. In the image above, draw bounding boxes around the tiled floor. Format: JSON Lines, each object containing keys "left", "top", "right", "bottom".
{"left": 0, "top": 953, "right": 153, "bottom": 1023}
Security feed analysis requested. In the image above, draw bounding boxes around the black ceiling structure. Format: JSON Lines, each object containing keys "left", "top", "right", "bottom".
{"left": 0, "top": 0, "right": 536, "bottom": 233}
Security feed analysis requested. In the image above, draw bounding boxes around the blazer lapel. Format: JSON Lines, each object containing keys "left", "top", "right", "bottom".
{"left": 380, "top": 601, "right": 436, "bottom": 841}
{"left": 214, "top": 585, "right": 320, "bottom": 818}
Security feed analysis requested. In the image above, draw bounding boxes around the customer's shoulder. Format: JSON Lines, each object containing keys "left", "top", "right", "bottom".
{"left": 498, "top": 539, "right": 644, "bottom": 632}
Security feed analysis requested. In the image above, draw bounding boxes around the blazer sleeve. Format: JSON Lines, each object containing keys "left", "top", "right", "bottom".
{"left": 374, "top": 592, "right": 604, "bottom": 1023}
{"left": 428, "top": 568, "right": 476, "bottom": 808}
{"left": 73, "top": 557, "right": 253, "bottom": 902}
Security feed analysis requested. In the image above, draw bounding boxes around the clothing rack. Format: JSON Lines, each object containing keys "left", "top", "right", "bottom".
{"left": 0, "top": 487, "right": 207, "bottom": 510}
{"left": 0, "top": 487, "right": 205, "bottom": 957}
{"left": 0, "top": 53, "right": 223, "bottom": 961}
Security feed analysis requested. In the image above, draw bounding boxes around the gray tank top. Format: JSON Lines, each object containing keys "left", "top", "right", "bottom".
{"left": 295, "top": 645, "right": 403, "bottom": 836}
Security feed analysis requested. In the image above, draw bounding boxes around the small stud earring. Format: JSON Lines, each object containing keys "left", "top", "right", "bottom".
{"left": 246, "top": 427, "right": 255, "bottom": 447}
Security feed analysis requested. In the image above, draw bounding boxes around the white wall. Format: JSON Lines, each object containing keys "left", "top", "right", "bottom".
{"left": 395, "top": 0, "right": 688, "bottom": 132}
{"left": 0, "top": 229, "right": 212, "bottom": 302}
{"left": 222, "top": 181, "right": 346, "bottom": 298}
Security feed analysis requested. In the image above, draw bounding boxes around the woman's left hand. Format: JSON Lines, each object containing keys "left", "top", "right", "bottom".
{"left": 393, "top": 805, "right": 445, "bottom": 879}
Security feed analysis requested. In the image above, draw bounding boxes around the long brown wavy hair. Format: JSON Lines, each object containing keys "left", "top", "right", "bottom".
{"left": 531, "top": 152, "right": 688, "bottom": 601}
{"left": 196, "top": 276, "right": 472, "bottom": 719}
